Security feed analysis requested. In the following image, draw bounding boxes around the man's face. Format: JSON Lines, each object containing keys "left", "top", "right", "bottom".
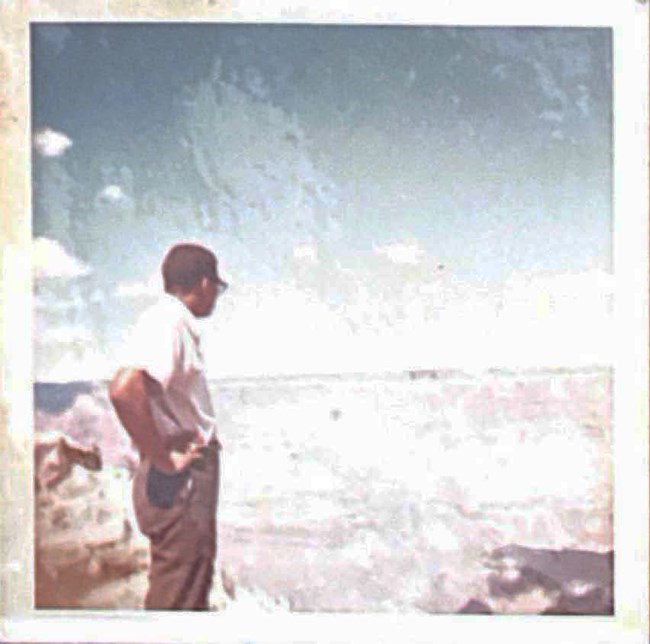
{"left": 193, "top": 275, "right": 227, "bottom": 318}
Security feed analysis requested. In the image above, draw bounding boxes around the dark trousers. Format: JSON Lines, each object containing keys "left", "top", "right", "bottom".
{"left": 132, "top": 444, "right": 220, "bottom": 610}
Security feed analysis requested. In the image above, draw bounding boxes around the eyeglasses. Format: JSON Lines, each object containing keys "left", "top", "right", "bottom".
{"left": 214, "top": 278, "right": 229, "bottom": 297}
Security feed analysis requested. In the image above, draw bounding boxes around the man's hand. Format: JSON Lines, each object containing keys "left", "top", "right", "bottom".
{"left": 157, "top": 443, "right": 205, "bottom": 474}
{"left": 153, "top": 435, "right": 208, "bottom": 474}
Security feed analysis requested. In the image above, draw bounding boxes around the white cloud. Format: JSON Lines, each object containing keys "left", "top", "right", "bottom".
{"left": 374, "top": 242, "right": 424, "bottom": 265}
{"left": 115, "top": 271, "right": 162, "bottom": 299}
{"left": 33, "top": 127, "right": 73, "bottom": 157}
{"left": 448, "top": 269, "right": 615, "bottom": 369}
{"left": 504, "top": 269, "right": 613, "bottom": 310}
{"left": 33, "top": 237, "right": 91, "bottom": 280}
{"left": 98, "top": 185, "right": 127, "bottom": 203}
{"left": 35, "top": 262, "right": 615, "bottom": 381}
{"left": 206, "top": 269, "right": 614, "bottom": 376}
{"left": 115, "top": 282, "right": 154, "bottom": 299}
{"left": 293, "top": 244, "right": 318, "bottom": 263}
{"left": 40, "top": 325, "right": 94, "bottom": 345}
{"left": 539, "top": 110, "right": 564, "bottom": 123}
{"left": 40, "top": 350, "right": 112, "bottom": 383}
{"left": 115, "top": 279, "right": 163, "bottom": 299}
{"left": 205, "top": 283, "right": 357, "bottom": 377}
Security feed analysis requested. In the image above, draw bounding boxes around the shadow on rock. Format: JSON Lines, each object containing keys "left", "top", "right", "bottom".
{"left": 458, "top": 544, "right": 613, "bottom": 615}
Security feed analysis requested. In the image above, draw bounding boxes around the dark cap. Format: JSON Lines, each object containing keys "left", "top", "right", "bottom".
{"left": 162, "top": 242, "right": 226, "bottom": 294}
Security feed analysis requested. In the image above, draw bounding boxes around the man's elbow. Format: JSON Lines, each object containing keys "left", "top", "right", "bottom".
{"left": 108, "top": 368, "right": 137, "bottom": 408}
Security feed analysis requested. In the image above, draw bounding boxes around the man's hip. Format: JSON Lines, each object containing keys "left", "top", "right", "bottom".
{"left": 132, "top": 443, "right": 220, "bottom": 560}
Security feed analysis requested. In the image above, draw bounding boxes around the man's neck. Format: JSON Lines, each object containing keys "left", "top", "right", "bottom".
{"left": 167, "top": 291, "right": 197, "bottom": 317}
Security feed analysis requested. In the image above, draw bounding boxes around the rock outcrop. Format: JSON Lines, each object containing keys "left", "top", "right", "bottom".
{"left": 35, "top": 462, "right": 149, "bottom": 609}
{"left": 34, "top": 435, "right": 287, "bottom": 612}
{"left": 34, "top": 430, "right": 102, "bottom": 491}
{"left": 458, "top": 544, "right": 613, "bottom": 615}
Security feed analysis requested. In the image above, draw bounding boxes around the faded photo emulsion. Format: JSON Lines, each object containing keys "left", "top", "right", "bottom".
{"left": 32, "top": 24, "right": 613, "bottom": 615}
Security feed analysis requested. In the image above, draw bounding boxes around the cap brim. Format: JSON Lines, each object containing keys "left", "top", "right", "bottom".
{"left": 215, "top": 276, "right": 228, "bottom": 293}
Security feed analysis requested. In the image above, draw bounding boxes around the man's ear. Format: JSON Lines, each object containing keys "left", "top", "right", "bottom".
{"left": 189, "top": 277, "right": 208, "bottom": 295}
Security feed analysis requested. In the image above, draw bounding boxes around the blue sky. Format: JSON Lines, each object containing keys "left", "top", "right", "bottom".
{"left": 31, "top": 24, "right": 613, "bottom": 379}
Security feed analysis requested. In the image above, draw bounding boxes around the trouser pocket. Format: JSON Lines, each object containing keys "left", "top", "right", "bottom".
{"left": 146, "top": 466, "right": 190, "bottom": 509}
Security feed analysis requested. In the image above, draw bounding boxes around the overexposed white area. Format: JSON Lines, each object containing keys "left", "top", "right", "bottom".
{"left": 34, "top": 267, "right": 614, "bottom": 382}
{"left": 374, "top": 241, "right": 424, "bottom": 265}
{"left": 207, "top": 269, "right": 614, "bottom": 378}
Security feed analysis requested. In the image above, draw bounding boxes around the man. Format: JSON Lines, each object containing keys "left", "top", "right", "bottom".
{"left": 109, "top": 243, "right": 227, "bottom": 610}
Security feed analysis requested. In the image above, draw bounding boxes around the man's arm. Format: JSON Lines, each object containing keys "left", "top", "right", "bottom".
{"left": 108, "top": 368, "right": 200, "bottom": 474}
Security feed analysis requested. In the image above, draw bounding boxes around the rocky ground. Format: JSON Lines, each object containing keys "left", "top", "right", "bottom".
{"left": 35, "top": 464, "right": 147, "bottom": 609}
{"left": 34, "top": 459, "right": 289, "bottom": 612}
{"left": 34, "top": 456, "right": 612, "bottom": 614}
{"left": 33, "top": 372, "right": 613, "bottom": 614}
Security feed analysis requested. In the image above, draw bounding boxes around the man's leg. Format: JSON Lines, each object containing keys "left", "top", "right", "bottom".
{"left": 132, "top": 447, "right": 220, "bottom": 610}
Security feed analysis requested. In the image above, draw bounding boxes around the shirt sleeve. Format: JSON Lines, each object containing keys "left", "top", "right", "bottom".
{"left": 126, "top": 311, "right": 184, "bottom": 389}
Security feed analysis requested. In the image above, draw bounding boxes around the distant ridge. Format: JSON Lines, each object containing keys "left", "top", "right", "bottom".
{"left": 33, "top": 381, "right": 95, "bottom": 413}
{"left": 209, "top": 364, "right": 611, "bottom": 386}
{"left": 34, "top": 365, "right": 613, "bottom": 390}
{"left": 32, "top": 365, "right": 611, "bottom": 391}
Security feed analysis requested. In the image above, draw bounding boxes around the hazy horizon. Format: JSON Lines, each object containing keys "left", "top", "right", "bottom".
{"left": 32, "top": 364, "right": 611, "bottom": 388}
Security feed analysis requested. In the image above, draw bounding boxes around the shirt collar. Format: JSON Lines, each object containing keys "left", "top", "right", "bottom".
{"left": 161, "top": 292, "right": 201, "bottom": 341}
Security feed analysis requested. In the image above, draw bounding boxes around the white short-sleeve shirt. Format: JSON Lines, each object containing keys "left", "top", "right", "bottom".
{"left": 125, "top": 293, "right": 217, "bottom": 445}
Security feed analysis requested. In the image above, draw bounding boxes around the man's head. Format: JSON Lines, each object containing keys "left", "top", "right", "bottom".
{"left": 162, "top": 243, "right": 228, "bottom": 318}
